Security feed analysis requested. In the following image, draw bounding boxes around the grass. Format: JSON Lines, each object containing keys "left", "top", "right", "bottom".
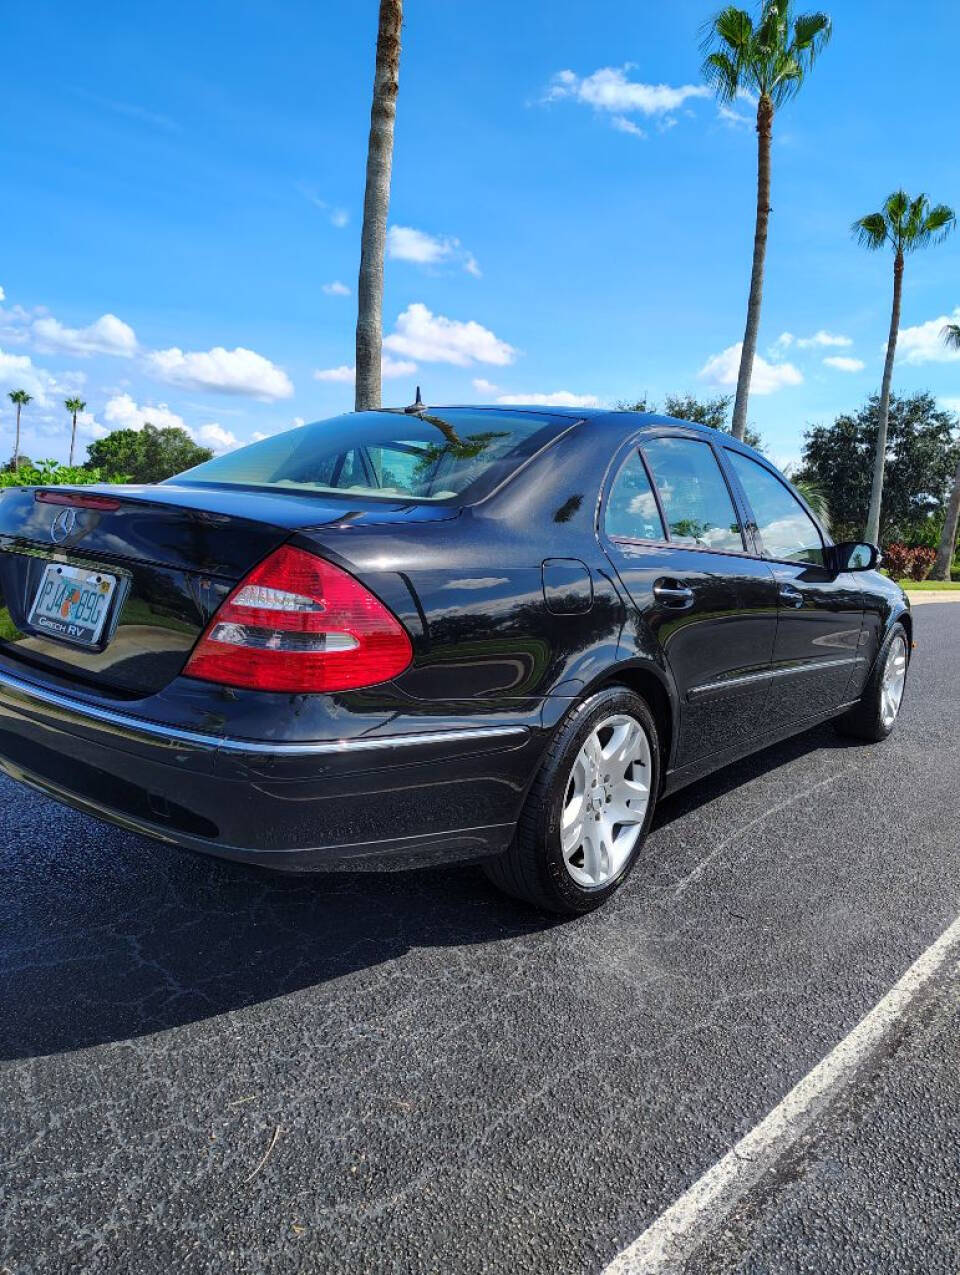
{"left": 897, "top": 579, "right": 960, "bottom": 591}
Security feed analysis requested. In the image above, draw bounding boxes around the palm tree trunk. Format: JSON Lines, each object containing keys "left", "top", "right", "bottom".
{"left": 14, "top": 405, "right": 21, "bottom": 470}
{"left": 731, "top": 94, "right": 774, "bottom": 442}
{"left": 355, "top": 0, "right": 402, "bottom": 412}
{"left": 865, "top": 251, "right": 903, "bottom": 544}
{"left": 932, "top": 452, "right": 960, "bottom": 580}
{"left": 70, "top": 413, "right": 77, "bottom": 467}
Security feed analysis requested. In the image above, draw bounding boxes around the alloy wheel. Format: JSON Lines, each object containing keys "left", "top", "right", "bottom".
{"left": 880, "top": 634, "right": 908, "bottom": 729}
{"left": 560, "top": 713, "right": 652, "bottom": 888}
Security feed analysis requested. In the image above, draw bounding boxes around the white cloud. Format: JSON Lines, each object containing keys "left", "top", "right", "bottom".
{"left": 384, "top": 303, "right": 516, "bottom": 367}
{"left": 544, "top": 65, "right": 709, "bottom": 135}
{"left": 313, "top": 364, "right": 356, "bottom": 384}
{"left": 296, "top": 186, "right": 350, "bottom": 229}
{"left": 611, "top": 115, "right": 647, "bottom": 139}
{"left": 718, "top": 104, "right": 753, "bottom": 129}
{"left": 147, "top": 345, "right": 294, "bottom": 399}
{"left": 546, "top": 65, "right": 709, "bottom": 115}
{"left": 0, "top": 286, "right": 4, "bottom": 301}
{"left": 940, "top": 397, "right": 960, "bottom": 415}
{"left": 472, "top": 377, "right": 499, "bottom": 395}
{"left": 823, "top": 356, "right": 865, "bottom": 373}
{"left": 496, "top": 391, "right": 600, "bottom": 407}
{"left": 76, "top": 411, "right": 108, "bottom": 440}
{"left": 322, "top": 280, "right": 350, "bottom": 297}
{"left": 197, "top": 422, "right": 239, "bottom": 451}
{"left": 313, "top": 355, "right": 418, "bottom": 384}
{"left": 102, "top": 393, "right": 235, "bottom": 451}
{"left": 897, "top": 308, "right": 960, "bottom": 365}
{"left": 699, "top": 343, "right": 803, "bottom": 394}
{"left": 796, "top": 330, "right": 853, "bottom": 349}
{"left": 0, "top": 347, "right": 85, "bottom": 407}
{"left": 771, "top": 332, "right": 795, "bottom": 352}
{"left": 32, "top": 312, "right": 138, "bottom": 358}
{"left": 387, "top": 226, "right": 480, "bottom": 276}
{"left": 104, "top": 392, "right": 188, "bottom": 432}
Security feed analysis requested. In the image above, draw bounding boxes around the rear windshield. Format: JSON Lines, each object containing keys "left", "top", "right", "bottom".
{"left": 171, "top": 409, "right": 564, "bottom": 504}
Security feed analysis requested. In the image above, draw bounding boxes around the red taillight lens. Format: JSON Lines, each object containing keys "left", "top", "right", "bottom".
{"left": 183, "top": 545, "right": 413, "bottom": 693}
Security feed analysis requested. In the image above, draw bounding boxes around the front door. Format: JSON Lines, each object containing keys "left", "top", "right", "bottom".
{"left": 602, "top": 433, "right": 779, "bottom": 768}
{"left": 724, "top": 448, "right": 865, "bottom": 724}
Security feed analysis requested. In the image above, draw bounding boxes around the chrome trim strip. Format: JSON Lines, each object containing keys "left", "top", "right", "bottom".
{"left": 0, "top": 668, "right": 529, "bottom": 757}
{"left": 688, "top": 656, "right": 863, "bottom": 703}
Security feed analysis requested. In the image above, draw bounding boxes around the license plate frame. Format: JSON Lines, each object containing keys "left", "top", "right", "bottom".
{"left": 26, "top": 561, "right": 120, "bottom": 650}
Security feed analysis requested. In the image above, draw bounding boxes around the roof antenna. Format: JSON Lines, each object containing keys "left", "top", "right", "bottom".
{"left": 404, "top": 385, "right": 426, "bottom": 415}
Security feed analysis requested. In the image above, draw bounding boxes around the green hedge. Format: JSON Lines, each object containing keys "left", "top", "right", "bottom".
{"left": 0, "top": 460, "right": 127, "bottom": 488}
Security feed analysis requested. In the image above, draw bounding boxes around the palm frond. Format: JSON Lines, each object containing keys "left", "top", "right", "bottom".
{"left": 706, "top": 6, "right": 755, "bottom": 53}
{"left": 923, "top": 202, "right": 956, "bottom": 239}
{"left": 852, "top": 212, "right": 888, "bottom": 250}
{"left": 941, "top": 323, "right": 960, "bottom": 351}
{"left": 755, "top": 0, "right": 787, "bottom": 52}
{"left": 883, "top": 189, "right": 910, "bottom": 236}
{"left": 771, "top": 53, "right": 804, "bottom": 103}
{"left": 792, "top": 11, "right": 832, "bottom": 57}
{"left": 701, "top": 49, "right": 742, "bottom": 101}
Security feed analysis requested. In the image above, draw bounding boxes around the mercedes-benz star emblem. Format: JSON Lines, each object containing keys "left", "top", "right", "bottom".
{"left": 50, "top": 507, "right": 79, "bottom": 544}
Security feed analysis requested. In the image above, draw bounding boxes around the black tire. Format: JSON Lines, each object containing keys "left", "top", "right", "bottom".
{"left": 833, "top": 621, "right": 910, "bottom": 743}
{"left": 483, "top": 687, "right": 660, "bottom": 915}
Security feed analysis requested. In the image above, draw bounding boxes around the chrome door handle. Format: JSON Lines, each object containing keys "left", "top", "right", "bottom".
{"left": 653, "top": 580, "right": 695, "bottom": 610}
{"left": 778, "top": 583, "right": 804, "bottom": 608}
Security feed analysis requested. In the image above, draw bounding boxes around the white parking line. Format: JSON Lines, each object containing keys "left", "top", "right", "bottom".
{"left": 603, "top": 913, "right": 960, "bottom": 1274}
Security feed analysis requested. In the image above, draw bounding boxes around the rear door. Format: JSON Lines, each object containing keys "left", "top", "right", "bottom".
{"left": 723, "top": 448, "right": 866, "bottom": 722}
{"left": 601, "top": 432, "right": 779, "bottom": 768}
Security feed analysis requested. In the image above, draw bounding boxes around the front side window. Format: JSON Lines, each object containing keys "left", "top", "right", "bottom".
{"left": 727, "top": 451, "right": 825, "bottom": 565}
{"left": 171, "top": 409, "right": 561, "bottom": 504}
{"left": 605, "top": 451, "right": 665, "bottom": 541}
{"left": 641, "top": 437, "right": 744, "bottom": 553}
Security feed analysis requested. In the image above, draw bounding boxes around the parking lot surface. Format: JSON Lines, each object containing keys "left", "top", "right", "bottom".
{"left": 2, "top": 603, "right": 958, "bottom": 1273}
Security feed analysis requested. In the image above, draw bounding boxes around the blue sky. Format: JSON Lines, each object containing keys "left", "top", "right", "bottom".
{"left": 2, "top": 0, "right": 959, "bottom": 470}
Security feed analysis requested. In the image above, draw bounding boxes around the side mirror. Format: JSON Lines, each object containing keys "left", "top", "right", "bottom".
{"left": 828, "top": 541, "right": 881, "bottom": 573}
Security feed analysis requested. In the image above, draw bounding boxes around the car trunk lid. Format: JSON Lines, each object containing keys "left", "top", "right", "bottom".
{"left": 0, "top": 484, "right": 450, "bottom": 697}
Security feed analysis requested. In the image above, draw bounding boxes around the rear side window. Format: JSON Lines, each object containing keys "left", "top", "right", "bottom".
{"left": 172, "top": 409, "right": 561, "bottom": 504}
{"left": 727, "top": 451, "right": 825, "bottom": 565}
{"left": 641, "top": 437, "right": 744, "bottom": 553}
{"left": 605, "top": 451, "right": 665, "bottom": 541}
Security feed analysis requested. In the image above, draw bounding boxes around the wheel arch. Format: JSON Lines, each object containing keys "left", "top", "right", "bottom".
{"left": 591, "top": 660, "right": 677, "bottom": 781}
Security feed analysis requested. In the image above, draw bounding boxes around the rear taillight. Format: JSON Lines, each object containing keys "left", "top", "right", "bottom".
{"left": 183, "top": 545, "right": 413, "bottom": 693}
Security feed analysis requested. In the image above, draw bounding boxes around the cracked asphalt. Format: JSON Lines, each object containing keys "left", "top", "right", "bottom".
{"left": 2, "top": 603, "right": 959, "bottom": 1274}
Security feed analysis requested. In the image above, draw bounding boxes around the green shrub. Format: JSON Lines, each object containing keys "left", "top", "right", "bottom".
{"left": 0, "top": 460, "right": 127, "bottom": 488}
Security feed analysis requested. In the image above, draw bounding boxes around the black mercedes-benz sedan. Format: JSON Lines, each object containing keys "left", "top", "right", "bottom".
{"left": 0, "top": 406, "right": 910, "bottom": 913}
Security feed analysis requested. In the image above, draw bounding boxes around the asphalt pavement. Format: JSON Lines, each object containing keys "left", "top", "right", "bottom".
{"left": 2, "top": 602, "right": 959, "bottom": 1274}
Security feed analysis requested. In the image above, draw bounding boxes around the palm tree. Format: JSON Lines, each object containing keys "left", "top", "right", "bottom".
{"left": 64, "top": 397, "right": 87, "bottom": 466}
{"left": 932, "top": 323, "right": 960, "bottom": 580}
{"left": 702, "top": 2, "right": 832, "bottom": 441}
{"left": 853, "top": 192, "right": 955, "bottom": 544}
{"left": 355, "top": 0, "right": 403, "bottom": 412}
{"left": 7, "top": 389, "right": 32, "bottom": 470}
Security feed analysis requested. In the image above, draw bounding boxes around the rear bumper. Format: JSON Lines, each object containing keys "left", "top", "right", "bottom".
{"left": 0, "top": 668, "right": 543, "bottom": 870}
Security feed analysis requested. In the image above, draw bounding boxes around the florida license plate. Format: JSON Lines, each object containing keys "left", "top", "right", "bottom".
{"left": 27, "top": 562, "right": 118, "bottom": 648}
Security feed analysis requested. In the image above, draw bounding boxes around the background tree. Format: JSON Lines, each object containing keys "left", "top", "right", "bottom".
{"left": 853, "top": 191, "right": 955, "bottom": 543}
{"left": 84, "top": 424, "right": 214, "bottom": 483}
{"left": 796, "top": 392, "right": 960, "bottom": 544}
{"left": 355, "top": 0, "right": 403, "bottom": 411}
{"left": 7, "top": 389, "right": 32, "bottom": 469}
{"left": 932, "top": 323, "right": 960, "bottom": 579}
{"left": 702, "top": 2, "right": 831, "bottom": 440}
{"left": 616, "top": 391, "right": 764, "bottom": 449}
{"left": 64, "top": 397, "right": 86, "bottom": 466}
{"left": 3, "top": 452, "right": 33, "bottom": 473}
